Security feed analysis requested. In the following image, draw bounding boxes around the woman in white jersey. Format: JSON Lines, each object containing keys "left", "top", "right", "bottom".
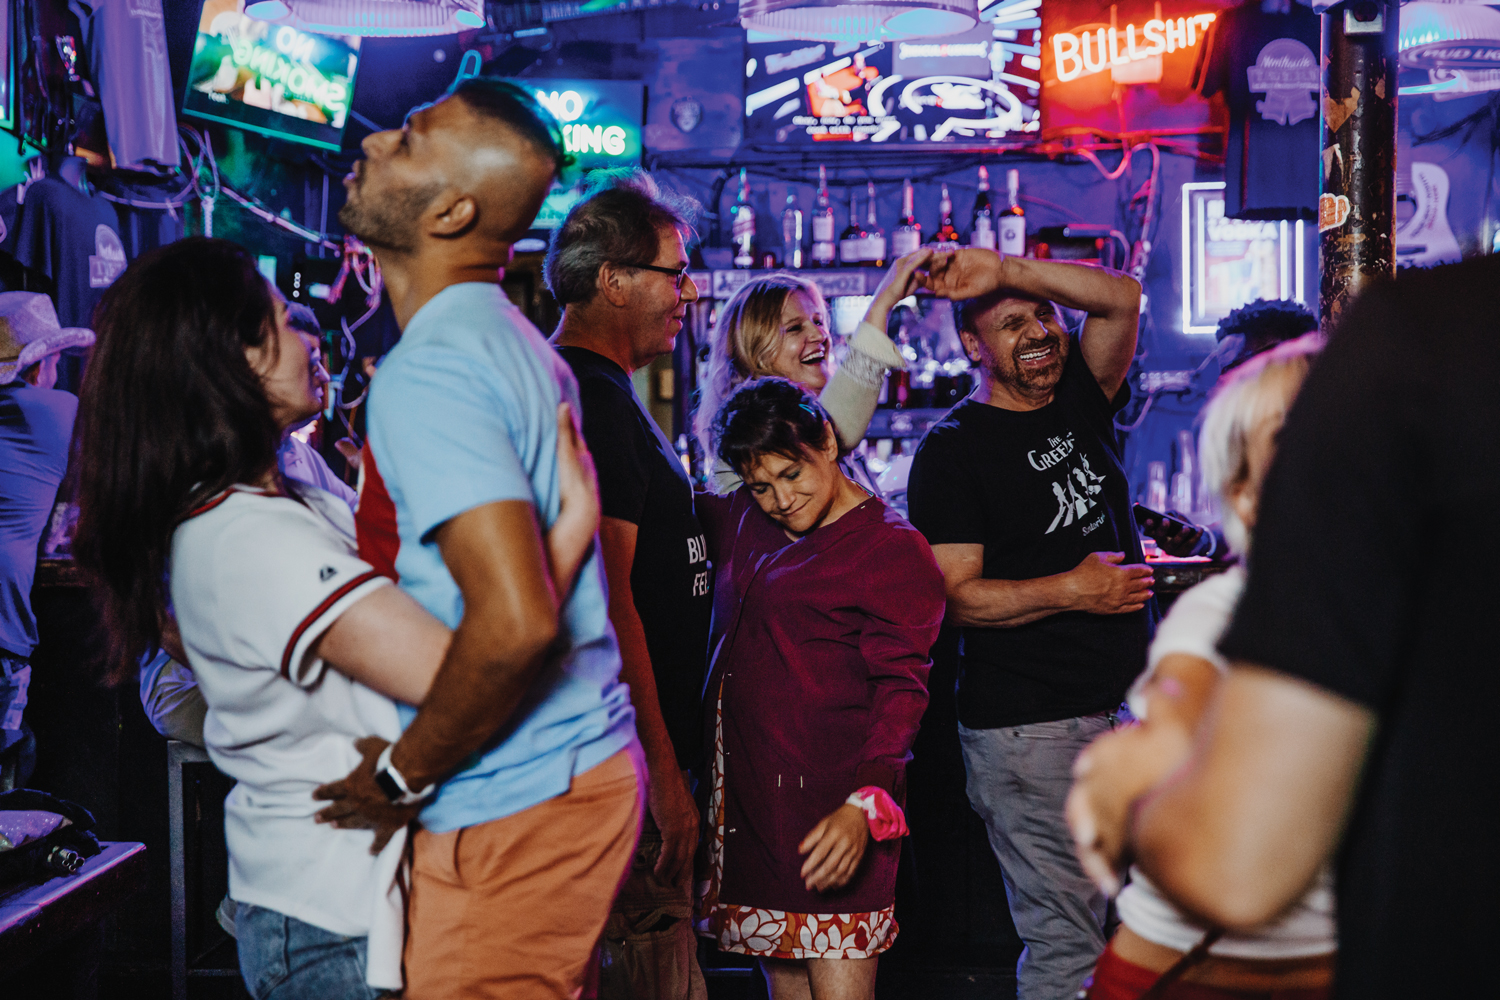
{"left": 72, "top": 239, "right": 601, "bottom": 999}
{"left": 1066, "top": 335, "right": 1333, "bottom": 1000}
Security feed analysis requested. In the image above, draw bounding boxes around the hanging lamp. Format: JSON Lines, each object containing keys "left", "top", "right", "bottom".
{"left": 243, "top": 0, "right": 485, "bottom": 37}
{"left": 739, "top": 0, "right": 979, "bottom": 42}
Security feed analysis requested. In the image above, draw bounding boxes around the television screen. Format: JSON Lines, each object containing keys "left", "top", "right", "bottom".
{"left": 183, "top": 0, "right": 360, "bottom": 151}
{"left": 743, "top": 0, "right": 1042, "bottom": 147}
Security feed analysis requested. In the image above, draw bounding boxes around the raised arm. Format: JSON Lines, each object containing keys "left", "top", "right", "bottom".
{"left": 932, "top": 543, "right": 1153, "bottom": 629}
{"left": 919, "top": 250, "right": 1141, "bottom": 398}
{"left": 820, "top": 249, "right": 933, "bottom": 449}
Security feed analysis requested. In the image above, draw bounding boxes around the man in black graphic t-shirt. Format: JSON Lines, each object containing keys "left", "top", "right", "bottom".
{"left": 907, "top": 250, "right": 1151, "bottom": 1000}
{"left": 548, "top": 172, "right": 709, "bottom": 1000}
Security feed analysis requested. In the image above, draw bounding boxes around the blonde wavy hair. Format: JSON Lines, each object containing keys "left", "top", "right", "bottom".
{"left": 694, "top": 272, "right": 828, "bottom": 469}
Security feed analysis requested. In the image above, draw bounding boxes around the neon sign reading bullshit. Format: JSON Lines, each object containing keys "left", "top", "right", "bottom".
{"left": 1052, "top": 13, "right": 1217, "bottom": 82}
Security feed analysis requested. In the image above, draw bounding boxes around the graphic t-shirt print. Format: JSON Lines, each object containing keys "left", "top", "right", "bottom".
{"left": 1029, "top": 430, "right": 1106, "bottom": 535}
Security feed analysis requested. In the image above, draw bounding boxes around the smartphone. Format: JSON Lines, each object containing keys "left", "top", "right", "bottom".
{"left": 1132, "top": 503, "right": 1192, "bottom": 533}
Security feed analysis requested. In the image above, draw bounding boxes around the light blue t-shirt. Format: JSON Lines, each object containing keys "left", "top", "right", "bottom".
{"left": 366, "top": 282, "right": 635, "bottom": 834}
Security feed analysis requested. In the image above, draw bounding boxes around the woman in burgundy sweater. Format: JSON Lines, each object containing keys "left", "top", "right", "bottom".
{"left": 693, "top": 378, "right": 946, "bottom": 1000}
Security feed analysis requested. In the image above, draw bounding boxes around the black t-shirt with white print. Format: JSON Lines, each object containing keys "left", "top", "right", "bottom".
{"left": 907, "top": 337, "right": 1152, "bottom": 728}
{"left": 557, "top": 346, "right": 710, "bottom": 770}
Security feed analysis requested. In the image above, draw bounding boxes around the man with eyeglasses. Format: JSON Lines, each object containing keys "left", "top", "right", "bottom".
{"left": 548, "top": 170, "right": 708, "bottom": 1000}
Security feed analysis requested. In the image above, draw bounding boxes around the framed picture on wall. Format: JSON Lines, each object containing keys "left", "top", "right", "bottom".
{"left": 1181, "top": 181, "right": 1305, "bottom": 335}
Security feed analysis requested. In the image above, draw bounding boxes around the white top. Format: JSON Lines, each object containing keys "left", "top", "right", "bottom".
{"left": 278, "top": 434, "right": 358, "bottom": 511}
{"left": 1117, "top": 566, "right": 1338, "bottom": 959}
{"left": 169, "top": 484, "right": 401, "bottom": 940}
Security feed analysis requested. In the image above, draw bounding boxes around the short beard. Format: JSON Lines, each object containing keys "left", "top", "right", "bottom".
{"left": 338, "top": 181, "right": 442, "bottom": 253}
{"left": 988, "top": 334, "right": 1067, "bottom": 397}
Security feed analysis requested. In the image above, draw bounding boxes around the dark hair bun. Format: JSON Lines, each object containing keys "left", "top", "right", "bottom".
{"left": 712, "top": 377, "right": 832, "bottom": 478}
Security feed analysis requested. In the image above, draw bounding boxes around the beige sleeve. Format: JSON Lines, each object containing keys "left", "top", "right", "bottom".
{"left": 710, "top": 457, "right": 743, "bottom": 494}
{"left": 821, "top": 321, "right": 907, "bottom": 450}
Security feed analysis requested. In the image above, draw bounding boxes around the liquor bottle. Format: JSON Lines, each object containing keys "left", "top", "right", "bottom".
{"left": 839, "top": 188, "right": 865, "bottom": 266}
{"left": 781, "top": 191, "right": 805, "bottom": 269}
{"left": 890, "top": 178, "right": 922, "bottom": 257}
{"left": 932, "top": 182, "right": 961, "bottom": 249}
{"left": 999, "top": 168, "right": 1026, "bottom": 257}
{"left": 970, "top": 165, "right": 996, "bottom": 250}
{"left": 811, "top": 165, "right": 837, "bottom": 267}
{"left": 731, "top": 168, "right": 757, "bottom": 269}
{"left": 864, "top": 181, "right": 887, "bottom": 268}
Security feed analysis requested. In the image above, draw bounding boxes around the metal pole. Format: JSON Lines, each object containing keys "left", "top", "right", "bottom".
{"left": 1318, "top": 0, "right": 1399, "bottom": 328}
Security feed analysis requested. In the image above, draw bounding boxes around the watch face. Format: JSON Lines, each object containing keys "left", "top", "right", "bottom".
{"left": 374, "top": 768, "right": 405, "bottom": 803}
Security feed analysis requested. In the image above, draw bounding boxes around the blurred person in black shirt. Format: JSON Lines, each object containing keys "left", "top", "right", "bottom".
{"left": 547, "top": 170, "right": 708, "bottom": 1000}
{"left": 906, "top": 249, "right": 1150, "bottom": 1000}
{"left": 1085, "top": 257, "right": 1500, "bottom": 1000}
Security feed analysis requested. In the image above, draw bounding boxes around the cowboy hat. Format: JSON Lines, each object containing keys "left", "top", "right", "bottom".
{"left": 0, "top": 293, "right": 96, "bottom": 385}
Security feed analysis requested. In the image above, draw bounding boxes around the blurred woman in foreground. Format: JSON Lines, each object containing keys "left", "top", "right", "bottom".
{"left": 1066, "top": 334, "right": 1333, "bottom": 1000}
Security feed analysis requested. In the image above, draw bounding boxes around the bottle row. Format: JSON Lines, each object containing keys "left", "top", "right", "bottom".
{"left": 730, "top": 166, "right": 1027, "bottom": 271}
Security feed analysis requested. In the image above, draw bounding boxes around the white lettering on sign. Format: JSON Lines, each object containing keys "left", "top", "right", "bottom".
{"left": 535, "top": 89, "right": 587, "bottom": 122}
{"left": 687, "top": 534, "right": 707, "bottom": 565}
{"left": 1051, "top": 14, "right": 1216, "bottom": 83}
{"left": 897, "top": 42, "right": 989, "bottom": 60}
{"left": 561, "top": 123, "right": 628, "bottom": 157}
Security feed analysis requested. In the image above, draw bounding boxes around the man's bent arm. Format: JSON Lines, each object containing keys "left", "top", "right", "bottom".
{"left": 1132, "top": 665, "right": 1375, "bottom": 929}
{"left": 388, "top": 500, "right": 562, "bottom": 789}
{"left": 934, "top": 543, "right": 1081, "bottom": 628}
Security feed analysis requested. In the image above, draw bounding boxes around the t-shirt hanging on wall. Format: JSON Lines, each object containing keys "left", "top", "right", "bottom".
{"left": 11, "top": 176, "right": 126, "bottom": 327}
{"left": 71, "top": 0, "right": 179, "bottom": 173}
{"left": 1197, "top": 0, "right": 1321, "bottom": 220}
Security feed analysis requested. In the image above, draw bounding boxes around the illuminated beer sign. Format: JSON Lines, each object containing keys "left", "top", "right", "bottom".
{"left": 514, "top": 79, "right": 643, "bottom": 170}
{"left": 1051, "top": 12, "right": 1216, "bottom": 83}
{"left": 183, "top": 0, "right": 360, "bottom": 151}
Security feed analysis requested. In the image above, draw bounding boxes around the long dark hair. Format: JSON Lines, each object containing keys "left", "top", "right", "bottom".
{"left": 711, "top": 376, "right": 833, "bottom": 479}
{"left": 73, "top": 238, "right": 282, "bottom": 682}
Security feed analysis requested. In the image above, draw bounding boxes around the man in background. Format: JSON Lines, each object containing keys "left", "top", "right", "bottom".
{"left": 906, "top": 249, "right": 1150, "bottom": 1000}
{"left": 548, "top": 171, "right": 707, "bottom": 1000}
{"left": 0, "top": 292, "right": 93, "bottom": 789}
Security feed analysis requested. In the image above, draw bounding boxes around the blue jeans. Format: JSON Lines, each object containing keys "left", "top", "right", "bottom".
{"left": 959, "top": 713, "right": 1121, "bottom": 1000}
{"left": 236, "top": 901, "right": 383, "bottom": 1000}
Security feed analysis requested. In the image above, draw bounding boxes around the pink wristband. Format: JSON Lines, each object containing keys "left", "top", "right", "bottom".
{"left": 846, "top": 786, "right": 910, "bottom": 841}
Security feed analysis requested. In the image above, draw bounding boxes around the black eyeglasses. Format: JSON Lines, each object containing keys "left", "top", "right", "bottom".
{"left": 621, "top": 262, "right": 692, "bottom": 292}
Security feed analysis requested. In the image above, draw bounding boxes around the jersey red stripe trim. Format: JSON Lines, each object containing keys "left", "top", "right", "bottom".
{"left": 184, "top": 492, "right": 235, "bottom": 520}
{"left": 280, "top": 569, "right": 383, "bottom": 683}
{"left": 183, "top": 486, "right": 278, "bottom": 521}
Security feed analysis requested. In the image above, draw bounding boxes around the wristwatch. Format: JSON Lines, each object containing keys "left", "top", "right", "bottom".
{"left": 373, "top": 743, "right": 436, "bottom": 806}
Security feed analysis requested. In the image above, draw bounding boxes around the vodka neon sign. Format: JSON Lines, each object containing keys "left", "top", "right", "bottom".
{"left": 1052, "top": 13, "right": 1216, "bottom": 83}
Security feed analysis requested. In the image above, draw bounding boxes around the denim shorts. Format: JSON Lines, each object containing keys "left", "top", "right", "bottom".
{"left": 235, "top": 901, "right": 383, "bottom": 1000}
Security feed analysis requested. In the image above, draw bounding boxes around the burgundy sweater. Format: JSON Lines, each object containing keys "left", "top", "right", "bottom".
{"left": 699, "top": 490, "right": 945, "bottom": 914}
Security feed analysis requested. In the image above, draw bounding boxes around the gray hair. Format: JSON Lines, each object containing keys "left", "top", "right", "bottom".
{"left": 544, "top": 169, "right": 698, "bottom": 307}
{"left": 1197, "top": 332, "right": 1323, "bottom": 555}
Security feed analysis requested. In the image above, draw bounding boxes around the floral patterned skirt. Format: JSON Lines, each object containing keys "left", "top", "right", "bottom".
{"left": 693, "top": 684, "right": 897, "bottom": 961}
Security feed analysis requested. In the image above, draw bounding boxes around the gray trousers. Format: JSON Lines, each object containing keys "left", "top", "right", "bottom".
{"left": 959, "top": 714, "right": 1119, "bottom": 1000}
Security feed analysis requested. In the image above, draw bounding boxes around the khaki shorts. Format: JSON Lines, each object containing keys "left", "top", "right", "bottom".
{"left": 404, "top": 745, "right": 645, "bottom": 1000}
